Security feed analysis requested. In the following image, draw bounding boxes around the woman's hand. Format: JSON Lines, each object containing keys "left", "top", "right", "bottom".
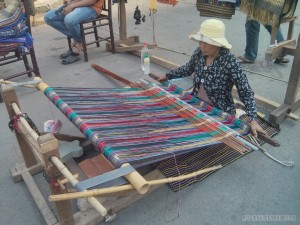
{"left": 250, "top": 120, "right": 267, "bottom": 137}
{"left": 157, "top": 74, "right": 167, "bottom": 82}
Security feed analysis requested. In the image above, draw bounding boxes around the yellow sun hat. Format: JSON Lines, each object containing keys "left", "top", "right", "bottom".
{"left": 189, "top": 19, "right": 232, "bottom": 49}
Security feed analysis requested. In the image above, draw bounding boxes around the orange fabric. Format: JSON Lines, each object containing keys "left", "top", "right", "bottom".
{"left": 92, "top": 0, "right": 104, "bottom": 15}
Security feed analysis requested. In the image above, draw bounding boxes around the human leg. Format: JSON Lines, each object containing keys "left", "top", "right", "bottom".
{"left": 63, "top": 7, "right": 98, "bottom": 47}
{"left": 244, "top": 19, "right": 260, "bottom": 61}
{"left": 44, "top": 7, "right": 72, "bottom": 38}
{"left": 264, "top": 25, "right": 284, "bottom": 43}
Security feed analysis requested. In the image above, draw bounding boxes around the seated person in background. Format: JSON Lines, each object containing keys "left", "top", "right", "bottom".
{"left": 44, "top": 0, "right": 103, "bottom": 64}
{"left": 158, "top": 19, "right": 267, "bottom": 137}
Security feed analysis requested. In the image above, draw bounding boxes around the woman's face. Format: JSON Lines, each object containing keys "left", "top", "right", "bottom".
{"left": 199, "top": 41, "right": 220, "bottom": 57}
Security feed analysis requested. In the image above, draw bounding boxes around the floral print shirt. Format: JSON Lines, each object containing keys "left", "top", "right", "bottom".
{"left": 166, "top": 47, "right": 257, "bottom": 120}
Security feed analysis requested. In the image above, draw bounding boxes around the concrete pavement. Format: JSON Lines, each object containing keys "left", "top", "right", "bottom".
{"left": 0, "top": 1, "right": 299, "bottom": 225}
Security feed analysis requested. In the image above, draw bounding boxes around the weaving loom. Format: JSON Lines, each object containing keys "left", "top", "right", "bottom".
{"left": 39, "top": 73, "right": 254, "bottom": 169}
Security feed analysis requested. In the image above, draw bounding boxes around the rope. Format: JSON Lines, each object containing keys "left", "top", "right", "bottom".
{"left": 247, "top": 134, "right": 294, "bottom": 167}
{"left": 9, "top": 112, "right": 40, "bottom": 135}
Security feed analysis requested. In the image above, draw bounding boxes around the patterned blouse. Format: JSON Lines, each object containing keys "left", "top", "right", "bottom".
{"left": 166, "top": 47, "right": 257, "bottom": 120}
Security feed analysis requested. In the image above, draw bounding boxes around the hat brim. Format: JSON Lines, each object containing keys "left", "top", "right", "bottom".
{"left": 189, "top": 33, "right": 232, "bottom": 49}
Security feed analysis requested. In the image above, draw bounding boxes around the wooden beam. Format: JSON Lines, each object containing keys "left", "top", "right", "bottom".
{"left": 118, "top": 0, "right": 127, "bottom": 40}
{"left": 73, "top": 169, "right": 164, "bottom": 225}
{"left": 120, "top": 43, "right": 180, "bottom": 70}
{"left": 232, "top": 88, "right": 299, "bottom": 121}
{"left": 22, "top": 170, "right": 58, "bottom": 225}
{"left": 38, "top": 133, "right": 75, "bottom": 225}
{"left": 265, "top": 39, "right": 296, "bottom": 60}
{"left": 283, "top": 45, "right": 296, "bottom": 56}
{"left": 283, "top": 34, "right": 300, "bottom": 107}
{"left": 269, "top": 104, "right": 291, "bottom": 124}
{"left": 115, "top": 44, "right": 156, "bottom": 53}
{"left": 10, "top": 162, "right": 43, "bottom": 183}
{"left": 2, "top": 86, "right": 38, "bottom": 168}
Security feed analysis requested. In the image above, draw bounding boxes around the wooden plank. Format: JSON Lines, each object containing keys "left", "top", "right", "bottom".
{"left": 73, "top": 169, "right": 164, "bottom": 225}
{"left": 283, "top": 34, "right": 300, "bottom": 107}
{"left": 269, "top": 104, "right": 291, "bottom": 124}
{"left": 10, "top": 162, "right": 43, "bottom": 183}
{"left": 79, "top": 159, "right": 102, "bottom": 178}
{"left": 22, "top": 170, "right": 58, "bottom": 225}
{"left": 265, "top": 39, "right": 296, "bottom": 60}
{"left": 283, "top": 45, "right": 296, "bottom": 56}
{"left": 38, "top": 133, "right": 75, "bottom": 225}
{"left": 90, "top": 155, "right": 115, "bottom": 174}
{"left": 118, "top": 0, "right": 127, "bottom": 40}
{"left": 106, "top": 36, "right": 139, "bottom": 52}
{"left": 230, "top": 86, "right": 299, "bottom": 121}
{"left": 115, "top": 44, "right": 156, "bottom": 53}
{"left": 121, "top": 43, "right": 180, "bottom": 70}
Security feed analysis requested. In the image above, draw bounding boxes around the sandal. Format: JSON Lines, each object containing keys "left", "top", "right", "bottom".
{"left": 60, "top": 50, "right": 79, "bottom": 59}
{"left": 237, "top": 56, "right": 255, "bottom": 64}
{"left": 61, "top": 54, "right": 80, "bottom": 65}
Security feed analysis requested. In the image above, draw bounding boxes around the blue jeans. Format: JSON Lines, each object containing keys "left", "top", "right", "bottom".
{"left": 44, "top": 6, "right": 98, "bottom": 43}
{"left": 244, "top": 19, "right": 285, "bottom": 61}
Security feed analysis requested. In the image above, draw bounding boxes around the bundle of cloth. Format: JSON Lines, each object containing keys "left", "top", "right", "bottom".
{"left": 196, "top": 0, "right": 241, "bottom": 19}
{"left": 240, "top": 0, "right": 298, "bottom": 26}
{"left": 0, "top": 0, "right": 33, "bottom": 55}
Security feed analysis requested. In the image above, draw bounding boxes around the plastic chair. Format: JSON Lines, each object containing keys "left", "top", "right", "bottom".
{"left": 67, "top": 0, "right": 115, "bottom": 62}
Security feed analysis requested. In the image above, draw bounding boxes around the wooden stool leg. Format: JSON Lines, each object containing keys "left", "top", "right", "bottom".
{"left": 109, "top": 19, "right": 115, "bottom": 54}
{"left": 80, "top": 23, "right": 88, "bottom": 62}
{"left": 67, "top": 37, "right": 72, "bottom": 51}
{"left": 93, "top": 21, "right": 100, "bottom": 47}
{"left": 29, "top": 47, "right": 41, "bottom": 77}
{"left": 22, "top": 54, "right": 33, "bottom": 77}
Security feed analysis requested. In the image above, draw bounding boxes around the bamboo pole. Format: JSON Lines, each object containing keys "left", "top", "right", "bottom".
{"left": 34, "top": 77, "right": 48, "bottom": 92}
{"left": 0, "top": 79, "right": 36, "bottom": 88}
{"left": 49, "top": 165, "right": 222, "bottom": 202}
{"left": 121, "top": 163, "right": 150, "bottom": 194}
{"left": 11, "top": 102, "right": 40, "bottom": 141}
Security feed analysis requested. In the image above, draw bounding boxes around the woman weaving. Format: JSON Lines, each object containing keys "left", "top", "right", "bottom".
{"left": 158, "top": 19, "right": 266, "bottom": 137}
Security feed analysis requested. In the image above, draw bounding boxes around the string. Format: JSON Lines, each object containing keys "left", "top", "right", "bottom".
{"left": 164, "top": 152, "right": 181, "bottom": 222}
{"left": 44, "top": 85, "right": 249, "bottom": 167}
{"left": 139, "top": 83, "right": 250, "bottom": 154}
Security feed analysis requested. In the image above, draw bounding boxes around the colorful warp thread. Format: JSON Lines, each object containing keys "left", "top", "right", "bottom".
{"left": 157, "top": 107, "right": 280, "bottom": 191}
{"left": 43, "top": 84, "right": 251, "bottom": 168}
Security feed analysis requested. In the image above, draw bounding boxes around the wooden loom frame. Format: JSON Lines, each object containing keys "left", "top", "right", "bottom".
{"left": 1, "top": 85, "right": 169, "bottom": 225}
{"left": 2, "top": 83, "right": 223, "bottom": 225}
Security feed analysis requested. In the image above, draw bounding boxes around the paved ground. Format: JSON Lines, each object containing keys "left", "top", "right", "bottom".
{"left": 0, "top": 1, "right": 300, "bottom": 225}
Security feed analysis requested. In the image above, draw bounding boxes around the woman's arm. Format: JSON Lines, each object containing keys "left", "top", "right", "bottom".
{"left": 229, "top": 56, "right": 267, "bottom": 136}
{"left": 62, "top": 0, "right": 98, "bottom": 14}
{"left": 165, "top": 48, "right": 200, "bottom": 80}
